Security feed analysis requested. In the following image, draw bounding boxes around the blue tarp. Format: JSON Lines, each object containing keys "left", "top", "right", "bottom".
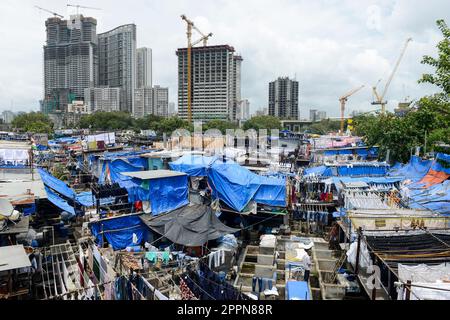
{"left": 102, "top": 150, "right": 154, "bottom": 161}
{"left": 170, "top": 155, "right": 286, "bottom": 211}
{"left": 39, "top": 168, "right": 76, "bottom": 199}
{"left": 169, "top": 154, "right": 219, "bottom": 176}
{"left": 48, "top": 137, "right": 79, "bottom": 146}
{"left": 286, "top": 281, "right": 311, "bottom": 300}
{"left": 75, "top": 191, "right": 115, "bottom": 207}
{"left": 432, "top": 153, "right": 450, "bottom": 174}
{"left": 332, "top": 176, "right": 403, "bottom": 191}
{"left": 407, "top": 180, "right": 450, "bottom": 215}
{"left": 304, "top": 163, "right": 389, "bottom": 177}
{"left": 337, "top": 164, "right": 389, "bottom": 176}
{"left": 127, "top": 174, "right": 189, "bottom": 215}
{"left": 90, "top": 215, "right": 149, "bottom": 250}
{"left": 99, "top": 159, "right": 144, "bottom": 184}
{"left": 207, "top": 161, "right": 286, "bottom": 211}
{"left": 99, "top": 158, "right": 188, "bottom": 215}
{"left": 303, "top": 165, "right": 332, "bottom": 177}
{"left": 44, "top": 186, "right": 75, "bottom": 214}
{"left": 388, "top": 155, "right": 433, "bottom": 181}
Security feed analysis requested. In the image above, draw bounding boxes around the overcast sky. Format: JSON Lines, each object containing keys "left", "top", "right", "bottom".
{"left": 0, "top": 0, "right": 448, "bottom": 118}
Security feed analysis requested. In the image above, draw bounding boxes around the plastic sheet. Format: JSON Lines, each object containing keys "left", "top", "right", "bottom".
{"left": 90, "top": 215, "right": 148, "bottom": 250}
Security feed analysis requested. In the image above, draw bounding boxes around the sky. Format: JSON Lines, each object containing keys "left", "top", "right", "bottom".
{"left": 0, "top": 0, "right": 449, "bottom": 118}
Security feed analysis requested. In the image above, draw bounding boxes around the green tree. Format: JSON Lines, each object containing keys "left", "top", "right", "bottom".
{"left": 78, "top": 111, "right": 134, "bottom": 130}
{"left": 155, "top": 117, "right": 193, "bottom": 134}
{"left": 134, "top": 114, "right": 163, "bottom": 131}
{"left": 11, "top": 112, "right": 54, "bottom": 134}
{"left": 243, "top": 115, "right": 281, "bottom": 131}
{"left": 203, "top": 119, "right": 237, "bottom": 134}
{"left": 419, "top": 19, "right": 450, "bottom": 94}
{"left": 307, "top": 119, "right": 341, "bottom": 135}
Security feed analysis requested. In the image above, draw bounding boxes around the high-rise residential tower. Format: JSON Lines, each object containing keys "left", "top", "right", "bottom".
{"left": 176, "top": 45, "right": 242, "bottom": 122}
{"left": 236, "top": 99, "right": 250, "bottom": 121}
{"left": 98, "top": 24, "right": 137, "bottom": 113}
{"left": 84, "top": 87, "right": 121, "bottom": 113}
{"left": 43, "top": 15, "right": 98, "bottom": 113}
{"left": 136, "top": 47, "right": 152, "bottom": 89}
{"left": 268, "top": 77, "right": 299, "bottom": 120}
{"left": 152, "top": 86, "right": 169, "bottom": 117}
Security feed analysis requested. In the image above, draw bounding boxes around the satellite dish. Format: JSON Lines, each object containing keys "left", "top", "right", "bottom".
{"left": 0, "top": 198, "right": 14, "bottom": 217}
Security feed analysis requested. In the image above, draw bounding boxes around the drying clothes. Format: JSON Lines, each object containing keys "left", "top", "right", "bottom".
{"left": 145, "top": 252, "right": 157, "bottom": 263}
{"left": 180, "top": 278, "right": 196, "bottom": 300}
{"left": 145, "top": 251, "right": 171, "bottom": 264}
{"left": 207, "top": 250, "right": 226, "bottom": 268}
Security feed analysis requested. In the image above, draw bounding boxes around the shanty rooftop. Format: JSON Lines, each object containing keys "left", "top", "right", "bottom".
{"left": 121, "top": 169, "right": 187, "bottom": 180}
{"left": 0, "top": 245, "right": 31, "bottom": 272}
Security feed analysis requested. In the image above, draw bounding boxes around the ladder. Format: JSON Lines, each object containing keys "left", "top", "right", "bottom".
{"left": 330, "top": 252, "right": 347, "bottom": 284}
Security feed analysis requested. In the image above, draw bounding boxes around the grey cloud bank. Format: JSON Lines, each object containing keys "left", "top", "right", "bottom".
{"left": 0, "top": 0, "right": 448, "bottom": 116}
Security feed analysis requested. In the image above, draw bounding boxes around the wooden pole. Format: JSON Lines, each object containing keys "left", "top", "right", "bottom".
{"left": 354, "top": 227, "right": 362, "bottom": 275}
{"left": 405, "top": 280, "right": 412, "bottom": 300}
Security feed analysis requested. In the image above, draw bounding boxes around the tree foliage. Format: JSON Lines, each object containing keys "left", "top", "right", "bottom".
{"left": 243, "top": 115, "right": 281, "bottom": 131}
{"left": 203, "top": 119, "right": 238, "bottom": 134}
{"left": 306, "top": 119, "right": 341, "bottom": 135}
{"left": 419, "top": 19, "right": 450, "bottom": 95}
{"left": 155, "top": 117, "right": 193, "bottom": 134}
{"left": 78, "top": 111, "right": 134, "bottom": 130}
{"left": 11, "top": 112, "right": 54, "bottom": 134}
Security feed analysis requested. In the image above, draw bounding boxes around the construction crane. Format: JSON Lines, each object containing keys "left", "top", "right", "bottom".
{"left": 372, "top": 38, "right": 412, "bottom": 114}
{"left": 34, "top": 6, "right": 64, "bottom": 18}
{"left": 181, "top": 14, "right": 213, "bottom": 123}
{"left": 67, "top": 4, "right": 102, "bottom": 15}
{"left": 339, "top": 85, "right": 365, "bottom": 135}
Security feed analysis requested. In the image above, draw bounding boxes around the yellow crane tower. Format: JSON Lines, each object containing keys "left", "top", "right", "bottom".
{"left": 181, "top": 15, "right": 213, "bottom": 123}
{"left": 372, "top": 38, "right": 412, "bottom": 114}
{"left": 339, "top": 85, "right": 365, "bottom": 135}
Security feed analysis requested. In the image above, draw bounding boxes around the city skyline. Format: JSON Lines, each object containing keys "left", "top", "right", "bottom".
{"left": 0, "top": 0, "right": 449, "bottom": 117}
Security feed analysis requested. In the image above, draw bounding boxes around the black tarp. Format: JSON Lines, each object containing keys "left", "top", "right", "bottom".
{"left": 140, "top": 204, "right": 239, "bottom": 246}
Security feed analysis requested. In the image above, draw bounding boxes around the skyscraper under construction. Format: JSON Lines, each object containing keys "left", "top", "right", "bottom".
{"left": 42, "top": 15, "right": 98, "bottom": 113}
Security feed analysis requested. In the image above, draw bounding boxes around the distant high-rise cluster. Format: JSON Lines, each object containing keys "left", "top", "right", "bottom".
{"left": 268, "top": 77, "right": 299, "bottom": 120}
{"left": 309, "top": 109, "right": 327, "bottom": 122}
{"left": 43, "top": 15, "right": 98, "bottom": 111}
{"left": 41, "top": 15, "right": 168, "bottom": 120}
{"left": 176, "top": 45, "right": 242, "bottom": 122}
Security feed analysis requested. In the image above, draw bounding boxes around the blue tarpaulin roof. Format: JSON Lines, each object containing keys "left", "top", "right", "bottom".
{"left": 407, "top": 180, "right": 450, "bottom": 215}
{"left": 207, "top": 161, "right": 286, "bottom": 211}
{"left": 75, "top": 191, "right": 115, "bottom": 207}
{"left": 99, "top": 159, "right": 145, "bottom": 184}
{"left": 432, "top": 153, "right": 450, "bottom": 174}
{"left": 90, "top": 215, "right": 149, "bottom": 250}
{"left": 44, "top": 186, "right": 75, "bottom": 214}
{"left": 169, "top": 154, "right": 219, "bottom": 176}
{"left": 388, "top": 155, "right": 433, "bottom": 181}
{"left": 303, "top": 165, "right": 332, "bottom": 177}
{"left": 127, "top": 174, "right": 189, "bottom": 215}
{"left": 169, "top": 155, "right": 286, "bottom": 211}
{"left": 304, "top": 163, "right": 389, "bottom": 177}
{"left": 332, "top": 176, "right": 403, "bottom": 191}
{"left": 39, "top": 168, "right": 76, "bottom": 199}
{"left": 99, "top": 158, "right": 189, "bottom": 215}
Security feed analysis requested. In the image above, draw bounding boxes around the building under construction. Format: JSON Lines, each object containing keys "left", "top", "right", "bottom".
{"left": 176, "top": 45, "right": 242, "bottom": 122}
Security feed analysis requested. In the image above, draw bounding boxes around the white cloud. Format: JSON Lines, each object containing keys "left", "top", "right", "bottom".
{"left": 0, "top": 0, "right": 448, "bottom": 117}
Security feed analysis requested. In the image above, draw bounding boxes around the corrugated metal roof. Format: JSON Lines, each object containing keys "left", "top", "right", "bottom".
{"left": 0, "top": 245, "right": 31, "bottom": 272}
